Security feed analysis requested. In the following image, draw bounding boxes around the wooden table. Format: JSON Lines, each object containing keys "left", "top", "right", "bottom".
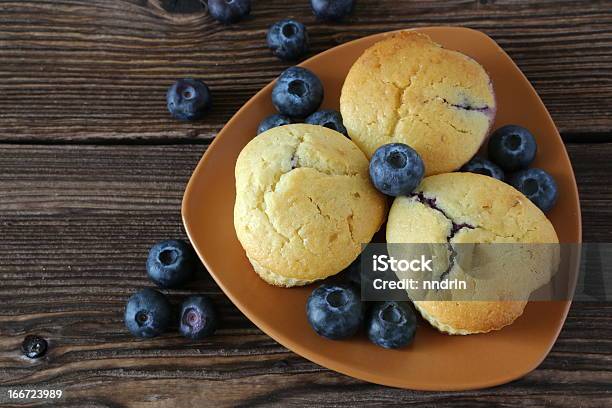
{"left": 0, "top": 1, "right": 610, "bottom": 406}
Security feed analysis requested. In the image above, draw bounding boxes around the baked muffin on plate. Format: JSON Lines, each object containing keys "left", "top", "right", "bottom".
{"left": 386, "top": 173, "right": 559, "bottom": 334}
{"left": 340, "top": 31, "right": 496, "bottom": 176}
{"left": 234, "top": 124, "right": 386, "bottom": 287}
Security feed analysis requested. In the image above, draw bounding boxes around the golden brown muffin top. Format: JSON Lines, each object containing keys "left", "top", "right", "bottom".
{"left": 234, "top": 124, "right": 386, "bottom": 286}
{"left": 341, "top": 31, "right": 496, "bottom": 175}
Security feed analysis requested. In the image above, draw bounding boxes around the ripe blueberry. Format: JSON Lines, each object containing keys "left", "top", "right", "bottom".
{"left": 488, "top": 125, "right": 537, "bottom": 171}
{"left": 306, "top": 284, "right": 363, "bottom": 340}
{"left": 341, "top": 256, "right": 361, "bottom": 288}
{"left": 304, "top": 109, "right": 348, "bottom": 137}
{"left": 510, "top": 168, "right": 558, "bottom": 212}
{"left": 179, "top": 295, "right": 218, "bottom": 340}
{"left": 257, "top": 113, "right": 292, "bottom": 135}
{"left": 267, "top": 19, "right": 309, "bottom": 61}
{"left": 124, "top": 288, "right": 173, "bottom": 338}
{"left": 272, "top": 66, "right": 324, "bottom": 118}
{"left": 146, "top": 239, "right": 196, "bottom": 289}
{"left": 461, "top": 156, "right": 505, "bottom": 181}
{"left": 311, "top": 0, "right": 355, "bottom": 21}
{"left": 208, "top": 0, "right": 251, "bottom": 24}
{"left": 367, "top": 301, "right": 416, "bottom": 349}
{"left": 369, "top": 143, "right": 425, "bottom": 196}
{"left": 166, "top": 79, "right": 212, "bottom": 121}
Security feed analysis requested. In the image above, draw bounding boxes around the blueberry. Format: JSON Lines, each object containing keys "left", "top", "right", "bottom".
{"left": 267, "top": 19, "right": 309, "bottom": 61}
{"left": 208, "top": 0, "right": 251, "bottom": 24}
{"left": 340, "top": 256, "right": 361, "bottom": 287}
{"left": 510, "top": 168, "right": 558, "bottom": 212}
{"left": 488, "top": 125, "right": 537, "bottom": 171}
{"left": 147, "top": 239, "right": 196, "bottom": 289}
{"left": 369, "top": 143, "right": 425, "bottom": 196}
{"left": 337, "top": 257, "right": 379, "bottom": 309}
{"left": 179, "top": 295, "right": 218, "bottom": 340}
{"left": 257, "top": 113, "right": 292, "bottom": 135}
{"left": 124, "top": 288, "right": 173, "bottom": 338}
{"left": 306, "top": 284, "right": 363, "bottom": 340}
{"left": 311, "top": 0, "right": 355, "bottom": 21}
{"left": 461, "top": 156, "right": 505, "bottom": 181}
{"left": 21, "top": 335, "right": 48, "bottom": 359}
{"left": 367, "top": 301, "right": 416, "bottom": 349}
{"left": 305, "top": 110, "right": 348, "bottom": 137}
{"left": 166, "top": 79, "right": 212, "bottom": 121}
{"left": 272, "top": 66, "right": 324, "bottom": 118}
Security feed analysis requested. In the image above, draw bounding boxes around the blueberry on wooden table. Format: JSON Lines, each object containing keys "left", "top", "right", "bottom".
{"left": 21, "top": 335, "right": 48, "bottom": 359}
{"left": 208, "top": 0, "right": 251, "bottom": 24}
{"left": 367, "top": 301, "right": 416, "bottom": 349}
{"left": 311, "top": 0, "right": 355, "bottom": 21}
{"left": 488, "top": 125, "right": 537, "bottom": 171}
{"left": 306, "top": 284, "right": 363, "bottom": 340}
{"left": 124, "top": 288, "right": 173, "bottom": 338}
{"left": 461, "top": 156, "right": 505, "bottom": 181}
{"left": 305, "top": 109, "right": 348, "bottom": 136}
{"left": 267, "top": 19, "right": 310, "bottom": 61}
{"left": 369, "top": 143, "right": 425, "bottom": 196}
{"left": 166, "top": 79, "right": 212, "bottom": 121}
{"left": 146, "top": 239, "right": 196, "bottom": 289}
{"left": 272, "top": 66, "right": 324, "bottom": 118}
{"left": 179, "top": 296, "right": 218, "bottom": 340}
{"left": 510, "top": 168, "right": 559, "bottom": 212}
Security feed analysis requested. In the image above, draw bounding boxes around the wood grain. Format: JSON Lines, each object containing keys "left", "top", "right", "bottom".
{"left": 0, "top": 143, "right": 610, "bottom": 407}
{"left": 0, "top": 0, "right": 610, "bottom": 142}
{"left": 0, "top": 0, "right": 610, "bottom": 406}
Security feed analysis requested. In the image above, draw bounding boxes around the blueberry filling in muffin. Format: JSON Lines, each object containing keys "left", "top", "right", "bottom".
{"left": 388, "top": 173, "right": 559, "bottom": 334}
{"left": 410, "top": 192, "right": 475, "bottom": 281}
{"left": 411, "top": 192, "right": 475, "bottom": 239}
{"left": 438, "top": 96, "right": 494, "bottom": 115}
{"left": 290, "top": 153, "right": 299, "bottom": 169}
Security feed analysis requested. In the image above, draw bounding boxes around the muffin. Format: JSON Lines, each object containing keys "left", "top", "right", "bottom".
{"left": 340, "top": 31, "right": 496, "bottom": 176}
{"left": 386, "top": 173, "right": 559, "bottom": 334}
{"left": 234, "top": 124, "right": 386, "bottom": 287}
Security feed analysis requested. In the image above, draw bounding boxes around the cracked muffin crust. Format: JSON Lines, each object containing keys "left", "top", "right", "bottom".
{"left": 234, "top": 124, "right": 386, "bottom": 287}
{"left": 386, "top": 173, "right": 559, "bottom": 334}
{"left": 340, "top": 31, "right": 496, "bottom": 176}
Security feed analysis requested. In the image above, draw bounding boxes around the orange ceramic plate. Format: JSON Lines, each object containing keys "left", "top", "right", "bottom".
{"left": 182, "top": 27, "right": 582, "bottom": 390}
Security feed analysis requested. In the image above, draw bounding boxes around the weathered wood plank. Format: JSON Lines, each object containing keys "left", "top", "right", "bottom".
{"left": 0, "top": 0, "right": 610, "bottom": 406}
{"left": 0, "top": 143, "right": 610, "bottom": 406}
{"left": 0, "top": 0, "right": 610, "bottom": 142}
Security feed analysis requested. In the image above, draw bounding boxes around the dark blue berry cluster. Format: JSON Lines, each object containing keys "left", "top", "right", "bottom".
{"left": 125, "top": 240, "right": 218, "bottom": 341}
{"left": 461, "top": 125, "right": 558, "bottom": 212}
{"left": 256, "top": 66, "right": 350, "bottom": 138}
{"left": 306, "top": 282, "right": 417, "bottom": 349}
